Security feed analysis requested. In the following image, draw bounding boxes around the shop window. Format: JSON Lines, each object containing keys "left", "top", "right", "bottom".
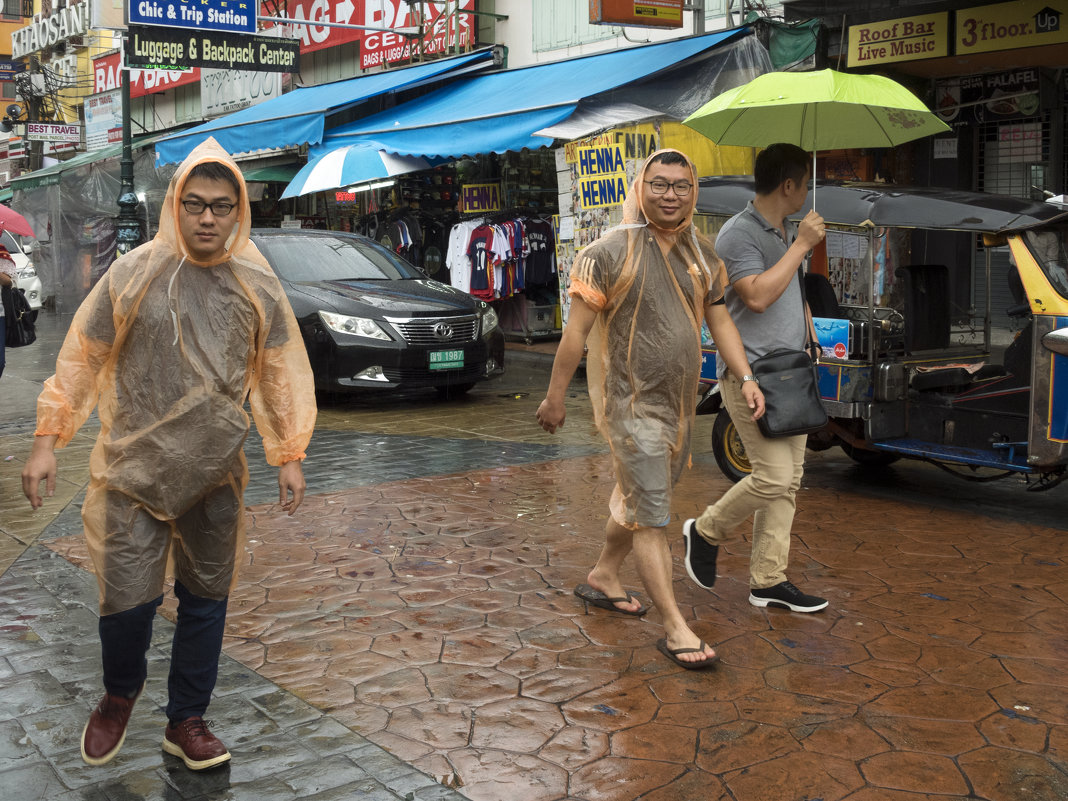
{"left": 302, "top": 43, "right": 360, "bottom": 85}
{"left": 532, "top": 0, "right": 615, "bottom": 51}
{"left": 2, "top": 0, "right": 22, "bottom": 19}
{"left": 977, "top": 112, "right": 1052, "bottom": 200}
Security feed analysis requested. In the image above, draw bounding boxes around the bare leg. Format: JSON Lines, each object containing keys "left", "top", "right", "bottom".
{"left": 631, "top": 525, "right": 715, "bottom": 663}
{"left": 593, "top": 519, "right": 715, "bottom": 664}
{"left": 585, "top": 518, "right": 640, "bottom": 613}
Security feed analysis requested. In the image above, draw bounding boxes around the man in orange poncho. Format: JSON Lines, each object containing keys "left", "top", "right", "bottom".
{"left": 22, "top": 138, "right": 316, "bottom": 770}
{"left": 537, "top": 149, "right": 764, "bottom": 670}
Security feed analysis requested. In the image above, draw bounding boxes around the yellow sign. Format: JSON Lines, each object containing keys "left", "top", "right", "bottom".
{"left": 847, "top": 12, "right": 949, "bottom": 66}
{"left": 565, "top": 130, "right": 659, "bottom": 164}
{"left": 956, "top": 0, "right": 1068, "bottom": 55}
{"left": 460, "top": 183, "right": 501, "bottom": 214}
{"left": 576, "top": 144, "right": 628, "bottom": 209}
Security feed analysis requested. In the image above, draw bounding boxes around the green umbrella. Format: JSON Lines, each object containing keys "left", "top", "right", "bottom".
{"left": 683, "top": 69, "right": 950, "bottom": 202}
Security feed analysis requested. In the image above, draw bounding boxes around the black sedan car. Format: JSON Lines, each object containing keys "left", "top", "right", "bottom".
{"left": 251, "top": 229, "right": 504, "bottom": 396}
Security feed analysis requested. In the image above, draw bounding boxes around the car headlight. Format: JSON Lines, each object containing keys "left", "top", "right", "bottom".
{"left": 17, "top": 263, "right": 36, "bottom": 279}
{"left": 318, "top": 311, "right": 391, "bottom": 340}
{"left": 480, "top": 303, "right": 499, "bottom": 334}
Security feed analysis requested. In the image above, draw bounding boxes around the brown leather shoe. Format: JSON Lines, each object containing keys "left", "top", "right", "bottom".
{"left": 80, "top": 687, "right": 142, "bottom": 766}
{"left": 162, "top": 717, "right": 231, "bottom": 770}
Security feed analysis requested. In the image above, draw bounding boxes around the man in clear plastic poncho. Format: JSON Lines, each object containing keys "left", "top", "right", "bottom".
{"left": 537, "top": 149, "right": 764, "bottom": 670}
{"left": 22, "top": 138, "right": 316, "bottom": 770}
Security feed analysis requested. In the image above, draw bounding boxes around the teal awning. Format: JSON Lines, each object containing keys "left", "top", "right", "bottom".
{"left": 10, "top": 133, "right": 165, "bottom": 192}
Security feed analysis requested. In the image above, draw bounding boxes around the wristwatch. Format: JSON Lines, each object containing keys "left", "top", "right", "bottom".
{"left": 741, "top": 374, "right": 759, "bottom": 384}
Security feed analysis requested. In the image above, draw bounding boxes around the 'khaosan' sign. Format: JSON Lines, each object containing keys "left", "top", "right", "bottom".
{"left": 577, "top": 144, "right": 627, "bottom": 210}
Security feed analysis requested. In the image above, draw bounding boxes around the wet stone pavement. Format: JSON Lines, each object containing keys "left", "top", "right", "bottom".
{"left": 2, "top": 311, "right": 1068, "bottom": 800}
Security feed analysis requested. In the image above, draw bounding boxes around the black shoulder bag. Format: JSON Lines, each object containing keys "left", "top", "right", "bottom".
{"left": 2, "top": 284, "right": 37, "bottom": 348}
{"left": 748, "top": 269, "right": 827, "bottom": 438}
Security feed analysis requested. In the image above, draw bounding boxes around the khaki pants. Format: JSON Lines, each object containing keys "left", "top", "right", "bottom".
{"left": 696, "top": 370, "right": 807, "bottom": 589}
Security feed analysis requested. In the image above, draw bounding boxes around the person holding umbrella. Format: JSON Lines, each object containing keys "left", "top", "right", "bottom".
{"left": 683, "top": 143, "right": 829, "bottom": 613}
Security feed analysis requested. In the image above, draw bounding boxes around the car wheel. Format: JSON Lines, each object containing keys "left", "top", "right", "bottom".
{"left": 712, "top": 411, "right": 751, "bottom": 483}
{"left": 435, "top": 381, "right": 476, "bottom": 399}
{"left": 841, "top": 442, "right": 900, "bottom": 467}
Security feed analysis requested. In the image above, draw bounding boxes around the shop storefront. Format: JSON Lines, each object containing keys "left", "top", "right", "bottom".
{"left": 785, "top": 0, "right": 1068, "bottom": 332}
{"left": 261, "top": 27, "right": 767, "bottom": 339}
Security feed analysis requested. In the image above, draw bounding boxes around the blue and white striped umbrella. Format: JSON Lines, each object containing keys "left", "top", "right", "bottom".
{"left": 281, "top": 144, "right": 430, "bottom": 199}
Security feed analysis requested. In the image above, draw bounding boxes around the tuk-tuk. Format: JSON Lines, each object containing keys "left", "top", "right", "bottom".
{"left": 695, "top": 177, "right": 1068, "bottom": 491}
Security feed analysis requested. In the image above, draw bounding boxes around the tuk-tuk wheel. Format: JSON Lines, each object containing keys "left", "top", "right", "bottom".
{"left": 840, "top": 442, "right": 900, "bottom": 467}
{"left": 712, "top": 411, "right": 751, "bottom": 483}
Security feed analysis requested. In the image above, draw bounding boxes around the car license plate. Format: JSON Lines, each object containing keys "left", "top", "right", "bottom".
{"left": 429, "top": 349, "right": 464, "bottom": 370}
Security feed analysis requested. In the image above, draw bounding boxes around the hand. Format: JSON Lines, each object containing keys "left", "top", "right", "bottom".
{"left": 536, "top": 396, "right": 566, "bottom": 433}
{"left": 22, "top": 436, "right": 59, "bottom": 509}
{"left": 742, "top": 381, "right": 766, "bottom": 421}
{"left": 798, "top": 210, "right": 826, "bottom": 250}
{"left": 278, "top": 460, "right": 306, "bottom": 516}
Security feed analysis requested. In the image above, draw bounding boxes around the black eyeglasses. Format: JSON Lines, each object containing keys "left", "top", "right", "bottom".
{"left": 181, "top": 199, "right": 236, "bottom": 216}
{"left": 644, "top": 179, "right": 692, "bottom": 196}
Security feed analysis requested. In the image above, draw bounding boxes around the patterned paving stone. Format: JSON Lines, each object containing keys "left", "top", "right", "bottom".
{"left": 6, "top": 334, "right": 1068, "bottom": 801}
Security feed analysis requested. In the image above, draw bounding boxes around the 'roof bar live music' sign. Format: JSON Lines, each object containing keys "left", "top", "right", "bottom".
{"left": 128, "top": 0, "right": 257, "bottom": 34}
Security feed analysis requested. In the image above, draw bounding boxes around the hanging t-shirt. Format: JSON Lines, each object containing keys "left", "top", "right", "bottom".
{"left": 466, "top": 224, "right": 498, "bottom": 300}
{"left": 446, "top": 220, "right": 480, "bottom": 293}
{"left": 525, "top": 219, "right": 556, "bottom": 287}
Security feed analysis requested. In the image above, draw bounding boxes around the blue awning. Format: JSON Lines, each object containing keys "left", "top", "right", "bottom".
{"left": 154, "top": 49, "right": 496, "bottom": 166}
{"left": 317, "top": 28, "right": 750, "bottom": 161}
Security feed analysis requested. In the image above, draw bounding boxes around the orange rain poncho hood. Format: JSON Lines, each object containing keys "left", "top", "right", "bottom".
{"left": 36, "top": 137, "right": 316, "bottom": 613}
{"left": 569, "top": 149, "right": 726, "bottom": 529}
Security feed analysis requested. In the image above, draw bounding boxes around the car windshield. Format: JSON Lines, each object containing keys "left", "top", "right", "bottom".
{"left": 1, "top": 230, "right": 23, "bottom": 254}
{"left": 1023, "top": 224, "right": 1068, "bottom": 299}
{"left": 255, "top": 233, "right": 423, "bottom": 282}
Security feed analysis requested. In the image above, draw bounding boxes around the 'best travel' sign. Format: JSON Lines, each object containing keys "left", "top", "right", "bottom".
{"left": 27, "top": 122, "right": 82, "bottom": 143}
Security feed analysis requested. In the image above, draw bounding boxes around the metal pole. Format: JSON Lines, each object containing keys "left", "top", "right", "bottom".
{"left": 692, "top": 0, "right": 705, "bottom": 35}
{"left": 115, "top": 59, "right": 140, "bottom": 257}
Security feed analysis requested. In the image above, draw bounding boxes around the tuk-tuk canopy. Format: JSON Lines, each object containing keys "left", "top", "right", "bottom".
{"left": 697, "top": 177, "right": 1068, "bottom": 234}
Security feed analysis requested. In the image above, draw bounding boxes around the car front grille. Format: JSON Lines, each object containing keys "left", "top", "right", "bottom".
{"left": 384, "top": 364, "right": 485, "bottom": 383}
{"left": 385, "top": 315, "right": 479, "bottom": 345}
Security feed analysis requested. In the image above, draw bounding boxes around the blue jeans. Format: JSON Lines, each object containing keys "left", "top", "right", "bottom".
{"left": 99, "top": 580, "right": 229, "bottom": 722}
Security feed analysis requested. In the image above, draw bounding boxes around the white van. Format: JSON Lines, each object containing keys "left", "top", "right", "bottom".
{"left": 3, "top": 229, "right": 41, "bottom": 321}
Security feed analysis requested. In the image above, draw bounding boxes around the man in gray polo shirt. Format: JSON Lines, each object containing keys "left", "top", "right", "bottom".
{"left": 683, "top": 143, "right": 829, "bottom": 613}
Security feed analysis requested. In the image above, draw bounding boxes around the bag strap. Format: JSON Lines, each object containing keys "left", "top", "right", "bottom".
{"left": 796, "top": 267, "right": 820, "bottom": 362}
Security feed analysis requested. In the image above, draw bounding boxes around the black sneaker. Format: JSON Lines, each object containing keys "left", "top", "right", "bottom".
{"left": 749, "top": 581, "right": 828, "bottom": 613}
{"left": 683, "top": 518, "right": 718, "bottom": 590}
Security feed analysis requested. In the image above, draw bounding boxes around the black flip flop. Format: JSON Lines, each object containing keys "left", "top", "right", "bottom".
{"left": 656, "top": 638, "right": 718, "bottom": 670}
{"left": 573, "top": 584, "right": 649, "bottom": 617}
